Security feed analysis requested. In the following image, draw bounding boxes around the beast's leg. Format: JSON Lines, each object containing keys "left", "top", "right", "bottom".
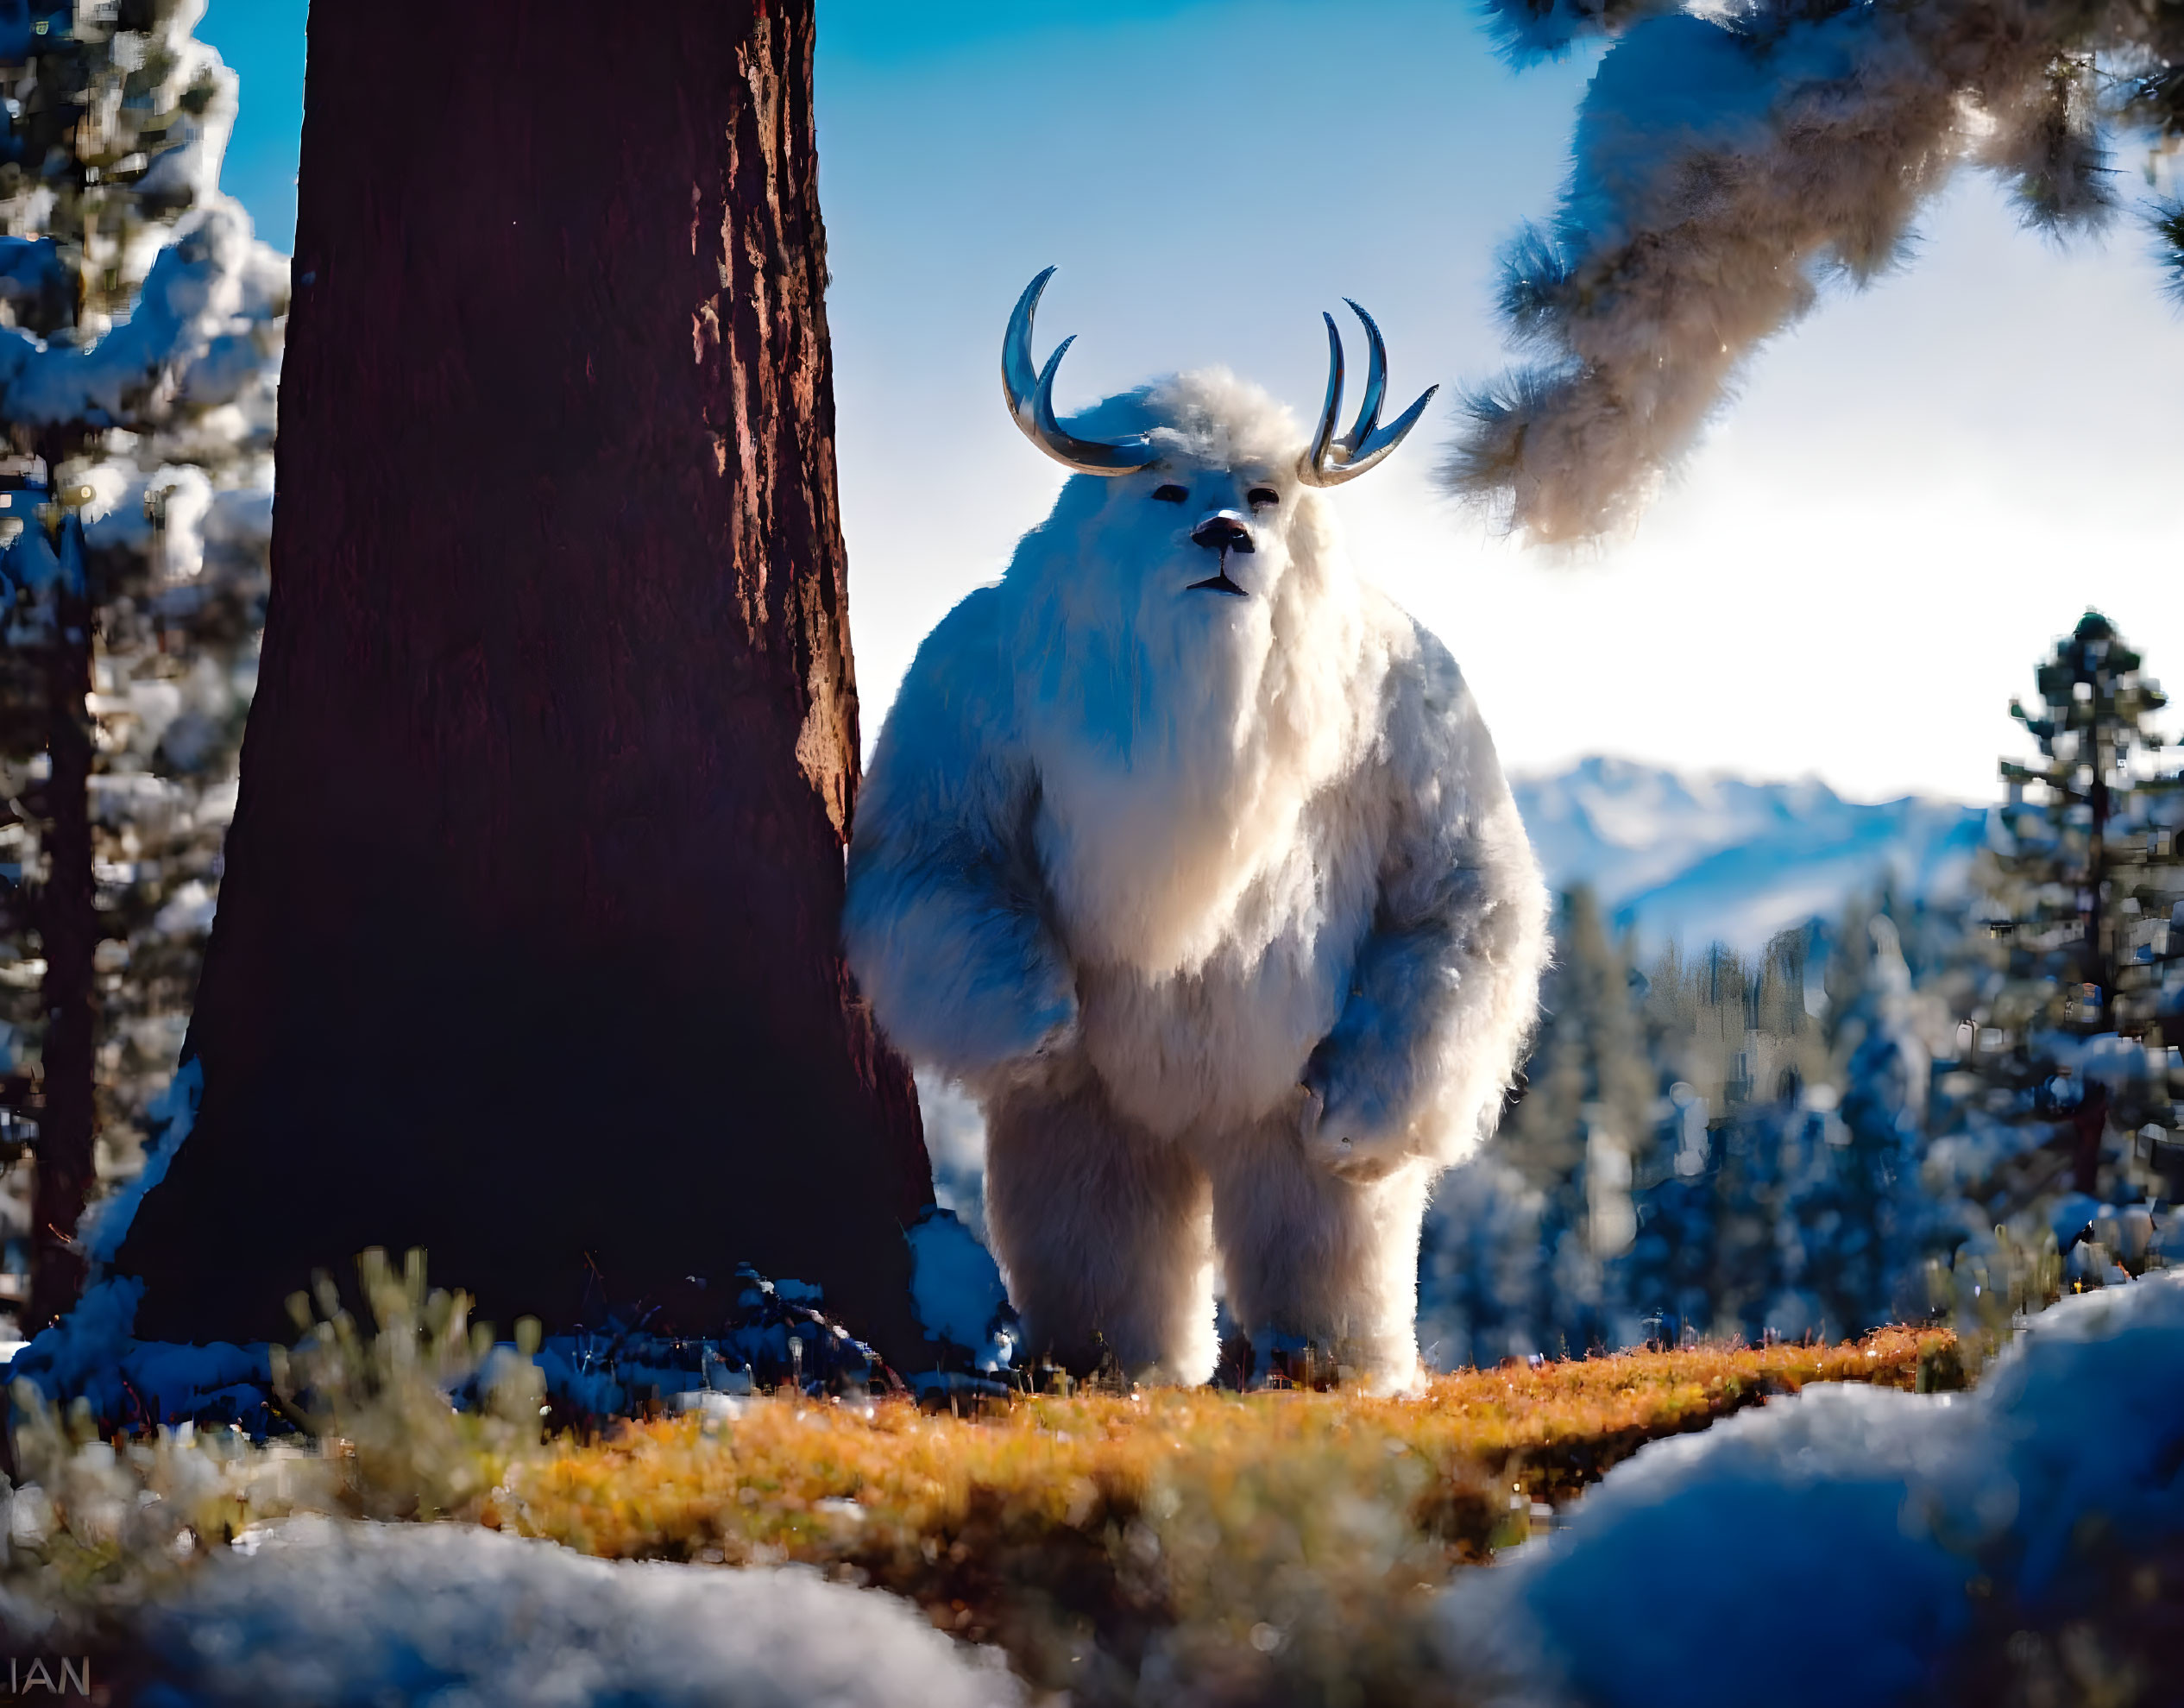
{"left": 1206, "top": 1119, "right": 1433, "bottom": 1391}
{"left": 982, "top": 1076, "right": 1217, "bottom": 1383}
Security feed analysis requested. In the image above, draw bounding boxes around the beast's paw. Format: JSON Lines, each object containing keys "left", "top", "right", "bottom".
{"left": 1295, "top": 1085, "right": 1410, "bottom": 1182}
{"left": 985, "top": 1006, "right": 1081, "bottom": 1094}
{"left": 1025, "top": 1009, "right": 1080, "bottom": 1070}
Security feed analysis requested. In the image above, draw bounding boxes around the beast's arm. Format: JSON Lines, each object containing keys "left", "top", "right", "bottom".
{"left": 1302, "top": 626, "right": 1550, "bottom": 1178}
{"left": 844, "top": 589, "right": 1076, "bottom": 1081}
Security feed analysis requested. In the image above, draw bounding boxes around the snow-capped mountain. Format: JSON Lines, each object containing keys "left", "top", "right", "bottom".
{"left": 1513, "top": 757, "right": 1991, "bottom": 954}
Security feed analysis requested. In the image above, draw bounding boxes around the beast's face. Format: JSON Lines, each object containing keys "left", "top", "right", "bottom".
{"left": 996, "top": 268, "right": 1432, "bottom": 671}
{"left": 1016, "top": 427, "right": 1308, "bottom": 769}
{"left": 1053, "top": 448, "right": 1310, "bottom": 652}
{"left": 1125, "top": 460, "right": 1288, "bottom": 602}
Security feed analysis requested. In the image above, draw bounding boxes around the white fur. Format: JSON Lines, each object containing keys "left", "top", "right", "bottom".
{"left": 847, "top": 370, "right": 1549, "bottom": 1387}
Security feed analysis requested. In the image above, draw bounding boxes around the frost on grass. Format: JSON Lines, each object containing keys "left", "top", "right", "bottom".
{"left": 126, "top": 1516, "right": 1023, "bottom": 1708}
{"left": 1450, "top": 0, "right": 2184, "bottom": 543}
{"left": 1438, "top": 1270, "right": 2184, "bottom": 1707}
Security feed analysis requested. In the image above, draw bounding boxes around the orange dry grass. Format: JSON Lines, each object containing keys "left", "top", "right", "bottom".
{"left": 502, "top": 1326, "right": 1953, "bottom": 1557}
{"left": 487, "top": 1326, "right": 1954, "bottom": 1686}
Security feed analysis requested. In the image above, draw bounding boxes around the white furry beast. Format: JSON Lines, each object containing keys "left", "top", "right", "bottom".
{"left": 846, "top": 302, "right": 1547, "bottom": 1389}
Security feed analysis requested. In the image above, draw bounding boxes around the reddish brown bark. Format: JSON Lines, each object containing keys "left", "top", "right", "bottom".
{"left": 116, "top": 0, "right": 933, "bottom": 1363}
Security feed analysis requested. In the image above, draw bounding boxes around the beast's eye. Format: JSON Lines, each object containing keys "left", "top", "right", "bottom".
{"left": 1152, "top": 483, "right": 1188, "bottom": 504}
{"left": 1247, "top": 486, "right": 1280, "bottom": 511}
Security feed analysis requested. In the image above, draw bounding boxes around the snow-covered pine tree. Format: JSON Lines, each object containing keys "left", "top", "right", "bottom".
{"left": 1413, "top": 1149, "right": 1542, "bottom": 1371}
{"left": 1497, "top": 886, "right": 1655, "bottom": 1354}
{"left": 1791, "top": 902, "right": 1935, "bottom": 1333}
{"left": 1961, "top": 612, "right": 2184, "bottom": 1236}
{"left": 1617, "top": 1072, "right": 1715, "bottom": 1346}
{"left": 0, "top": 0, "right": 282, "bottom": 1328}
{"left": 1638, "top": 957, "right": 1798, "bottom": 1346}
{"left": 1426, "top": 899, "right": 1847, "bottom": 1360}
{"left": 1626, "top": 920, "right": 1893, "bottom": 1343}
{"left": 1635, "top": 928, "right": 1833, "bottom": 1125}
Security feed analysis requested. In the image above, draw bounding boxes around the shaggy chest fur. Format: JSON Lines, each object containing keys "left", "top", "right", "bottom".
{"left": 1057, "top": 772, "right": 1392, "bottom": 1139}
{"left": 1020, "top": 591, "right": 1407, "bottom": 1141}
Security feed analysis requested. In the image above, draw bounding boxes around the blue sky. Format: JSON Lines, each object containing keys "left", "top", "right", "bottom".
{"left": 198, "top": 0, "right": 303, "bottom": 243}
{"left": 198, "top": 2, "right": 2184, "bottom": 804}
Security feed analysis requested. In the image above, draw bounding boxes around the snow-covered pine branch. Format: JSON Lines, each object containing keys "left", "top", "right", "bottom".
{"left": 0, "top": 200, "right": 280, "bottom": 431}
{"left": 0, "top": 0, "right": 284, "bottom": 1325}
{"left": 1447, "top": 0, "right": 2184, "bottom": 544}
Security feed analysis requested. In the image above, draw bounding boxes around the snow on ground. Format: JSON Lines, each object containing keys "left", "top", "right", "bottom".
{"left": 3, "top": 1266, "right": 906, "bottom": 1435}
{"left": 1436, "top": 1272, "right": 2184, "bottom": 1706}
{"left": 79, "top": 1059, "right": 205, "bottom": 1266}
{"left": 905, "top": 1207, "right": 1017, "bottom": 1372}
{"left": 3, "top": 1276, "right": 276, "bottom": 1432}
{"left": 128, "top": 1515, "right": 1023, "bottom": 1708}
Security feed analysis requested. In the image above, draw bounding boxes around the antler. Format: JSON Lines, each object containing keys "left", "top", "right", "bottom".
{"left": 1002, "top": 268, "right": 1161, "bottom": 476}
{"left": 1298, "top": 299, "right": 1438, "bottom": 487}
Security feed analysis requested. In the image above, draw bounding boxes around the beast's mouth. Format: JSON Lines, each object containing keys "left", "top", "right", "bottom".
{"left": 1186, "top": 570, "right": 1249, "bottom": 597}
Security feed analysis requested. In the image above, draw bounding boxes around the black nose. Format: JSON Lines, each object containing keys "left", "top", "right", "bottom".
{"left": 1190, "top": 514, "right": 1254, "bottom": 554}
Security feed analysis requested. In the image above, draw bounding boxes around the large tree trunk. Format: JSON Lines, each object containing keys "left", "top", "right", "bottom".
{"left": 116, "top": 0, "right": 934, "bottom": 1365}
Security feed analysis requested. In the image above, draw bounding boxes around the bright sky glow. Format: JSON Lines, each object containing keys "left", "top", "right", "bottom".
{"left": 202, "top": 0, "right": 2184, "bottom": 807}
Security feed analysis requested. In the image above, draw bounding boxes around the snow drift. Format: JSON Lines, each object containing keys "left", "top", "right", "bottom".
{"left": 126, "top": 1515, "right": 1024, "bottom": 1708}
{"left": 1436, "top": 1270, "right": 2184, "bottom": 1705}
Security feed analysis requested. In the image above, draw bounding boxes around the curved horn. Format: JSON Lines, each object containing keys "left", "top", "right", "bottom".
{"left": 1297, "top": 299, "right": 1438, "bottom": 487}
{"left": 1336, "top": 298, "right": 1388, "bottom": 459}
{"left": 1002, "top": 268, "right": 1160, "bottom": 476}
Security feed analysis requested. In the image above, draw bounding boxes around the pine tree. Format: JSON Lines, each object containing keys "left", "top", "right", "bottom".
{"left": 1636, "top": 930, "right": 1833, "bottom": 1125}
{"left": 1618, "top": 1076, "right": 1716, "bottom": 1347}
{"left": 1414, "top": 1150, "right": 1542, "bottom": 1371}
{"left": 1963, "top": 611, "right": 2184, "bottom": 1229}
{"left": 0, "top": 1, "right": 281, "bottom": 1328}
{"left": 1430, "top": 889, "right": 1970, "bottom": 1356}
{"left": 1622, "top": 916, "right": 1938, "bottom": 1345}
{"left": 1496, "top": 886, "right": 1655, "bottom": 1354}
{"left": 1791, "top": 904, "right": 1933, "bottom": 1334}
